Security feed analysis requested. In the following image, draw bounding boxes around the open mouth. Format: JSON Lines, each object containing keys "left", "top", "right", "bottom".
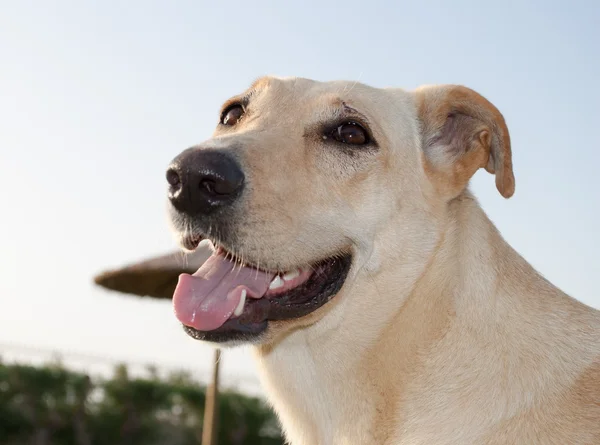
{"left": 173, "top": 237, "right": 352, "bottom": 343}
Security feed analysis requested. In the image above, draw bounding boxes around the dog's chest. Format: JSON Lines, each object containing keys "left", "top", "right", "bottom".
{"left": 253, "top": 340, "right": 379, "bottom": 445}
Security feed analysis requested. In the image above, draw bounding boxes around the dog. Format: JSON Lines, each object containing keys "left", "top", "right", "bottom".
{"left": 165, "top": 76, "right": 600, "bottom": 444}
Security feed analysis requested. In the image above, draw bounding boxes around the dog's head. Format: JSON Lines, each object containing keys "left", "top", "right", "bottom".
{"left": 166, "top": 76, "right": 514, "bottom": 345}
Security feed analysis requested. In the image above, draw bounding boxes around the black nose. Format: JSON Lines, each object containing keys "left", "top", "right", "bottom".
{"left": 166, "top": 148, "right": 245, "bottom": 216}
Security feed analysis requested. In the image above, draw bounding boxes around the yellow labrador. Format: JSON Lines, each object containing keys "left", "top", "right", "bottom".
{"left": 165, "top": 77, "right": 600, "bottom": 444}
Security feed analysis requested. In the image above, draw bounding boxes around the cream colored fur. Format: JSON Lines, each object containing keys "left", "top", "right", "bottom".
{"left": 194, "top": 77, "right": 600, "bottom": 444}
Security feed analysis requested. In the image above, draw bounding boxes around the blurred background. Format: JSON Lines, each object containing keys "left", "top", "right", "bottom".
{"left": 0, "top": 0, "right": 598, "bottom": 444}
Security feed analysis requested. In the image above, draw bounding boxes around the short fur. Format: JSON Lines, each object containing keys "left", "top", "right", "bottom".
{"left": 175, "top": 77, "right": 600, "bottom": 444}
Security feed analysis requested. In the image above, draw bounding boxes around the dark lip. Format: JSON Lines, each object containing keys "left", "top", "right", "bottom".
{"left": 181, "top": 253, "right": 353, "bottom": 343}
{"left": 181, "top": 233, "right": 204, "bottom": 251}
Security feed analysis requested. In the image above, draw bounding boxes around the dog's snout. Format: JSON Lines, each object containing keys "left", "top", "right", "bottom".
{"left": 167, "top": 149, "right": 245, "bottom": 216}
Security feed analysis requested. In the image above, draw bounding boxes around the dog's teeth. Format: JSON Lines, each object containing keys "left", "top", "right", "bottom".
{"left": 282, "top": 269, "right": 300, "bottom": 281}
{"left": 269, "top": 276, "right": 284, "bottom": 290}
{"left": 233, "top": 289, "right": 247, "bottom": 317}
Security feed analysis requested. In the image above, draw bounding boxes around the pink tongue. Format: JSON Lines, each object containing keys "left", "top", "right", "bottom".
{"left": 173, "top": 251, "right": 275, "bottom": 331}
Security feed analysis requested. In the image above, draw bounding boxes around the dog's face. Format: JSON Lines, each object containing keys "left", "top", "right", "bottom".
{"left": 166, "top": 76, "right": 514, "bottom": 345}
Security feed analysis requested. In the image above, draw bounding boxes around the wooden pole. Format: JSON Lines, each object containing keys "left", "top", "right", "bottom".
{"left": 201, "top": 348, "right": 221, "bottom": 445}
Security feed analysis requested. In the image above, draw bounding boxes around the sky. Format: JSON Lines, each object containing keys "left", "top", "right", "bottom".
{"left": 1, "top": 0, "right": 599, "bottom": 395}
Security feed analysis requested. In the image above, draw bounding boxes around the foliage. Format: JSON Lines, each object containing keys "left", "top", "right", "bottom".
{"left": 0, "top": 358, "right": 284, "bottom": 445}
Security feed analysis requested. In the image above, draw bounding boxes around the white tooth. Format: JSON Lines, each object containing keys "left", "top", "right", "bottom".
{"left": 269, "top": 275, "right": 284, "bottom": 290}
{"left": 282, "top": 269, "right": 300, "bottom": 281}
{"left": 233, "top": 289, "right": 247, "bottom": 316}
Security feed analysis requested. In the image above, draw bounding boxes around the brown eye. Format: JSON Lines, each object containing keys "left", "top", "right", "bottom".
{"left": 221, "top": 104, "right": 244, "bottom": 126}
{"left": 331, "top": 122, "right": 369, "bottom": 145}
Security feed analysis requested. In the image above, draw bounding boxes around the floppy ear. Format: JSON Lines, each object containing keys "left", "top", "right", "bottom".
{"left": 415, "top": 84, "right": 515, "bottom": 199}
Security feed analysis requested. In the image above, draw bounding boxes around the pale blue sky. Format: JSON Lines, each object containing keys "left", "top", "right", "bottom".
{"left": 1, "top": 1, "right": 598, "bottom": 392}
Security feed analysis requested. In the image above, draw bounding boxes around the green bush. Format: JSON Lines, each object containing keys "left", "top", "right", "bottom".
{"left": 0, "top": 358, "right": 284, "bottom": 445}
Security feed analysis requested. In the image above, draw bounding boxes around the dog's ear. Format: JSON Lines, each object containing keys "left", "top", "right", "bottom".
{"left": 415, "top": 85, "right": 515, "bottom": 199}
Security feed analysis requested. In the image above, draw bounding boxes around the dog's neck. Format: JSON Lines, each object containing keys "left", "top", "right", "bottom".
{"left": 253, "top": 192, "right": 599, "bottom": 445}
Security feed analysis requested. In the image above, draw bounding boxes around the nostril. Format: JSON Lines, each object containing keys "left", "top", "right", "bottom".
{"left": 166, "top": 168, "right": 181, "bottom": 188}
{"left": 200, "top": 178, "right": 218, "bottom": 195}
{"left": 200, "top": 177, "right": 241, "bottom": 196}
